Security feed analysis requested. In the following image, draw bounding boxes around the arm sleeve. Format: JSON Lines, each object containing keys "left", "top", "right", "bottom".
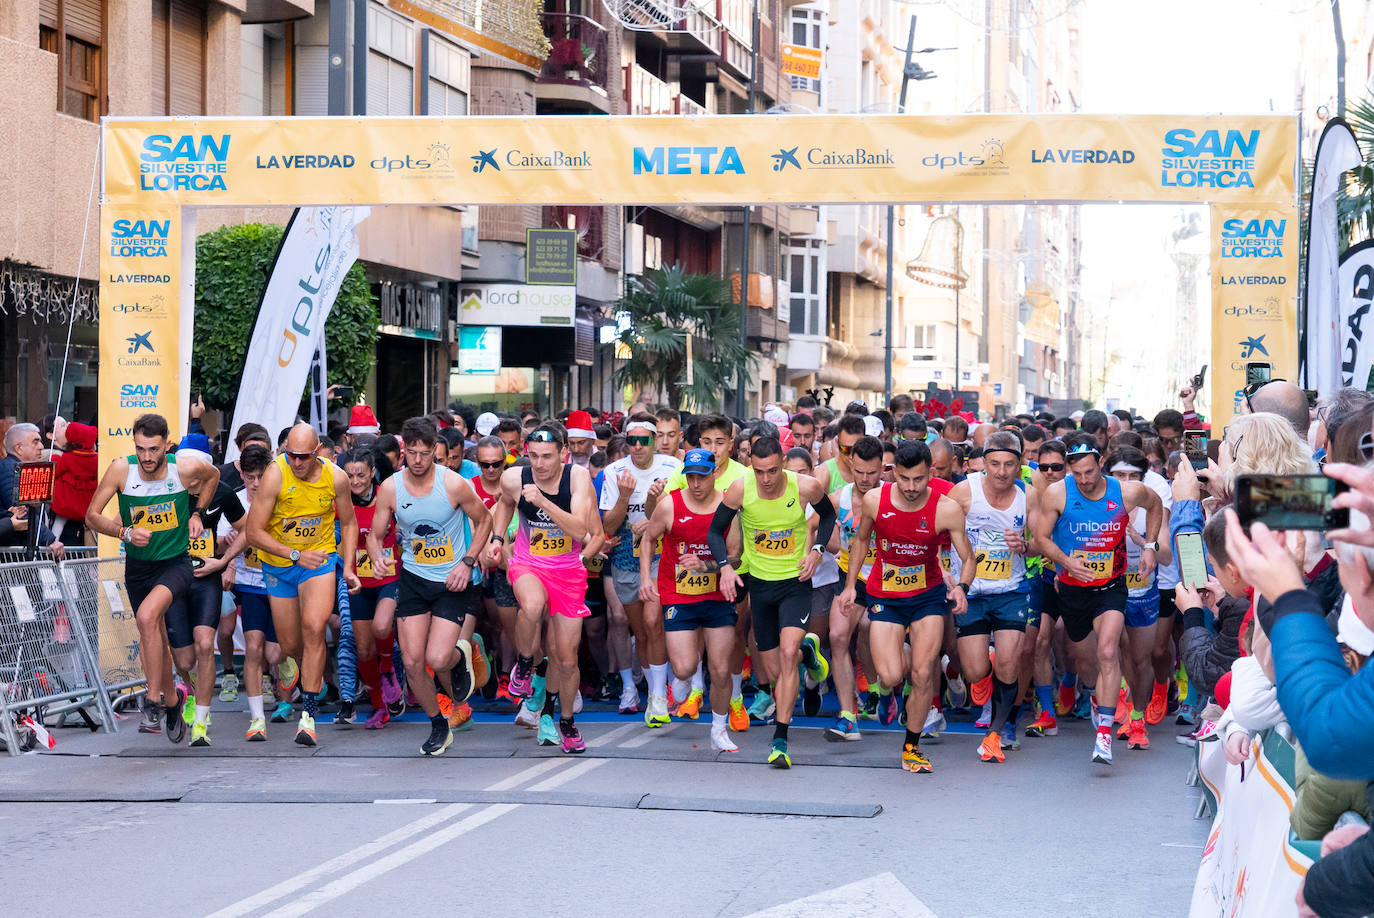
{"left": 1263, "top": 588, "right": 1374, "bottom": 781}
{"left": 707, "top": 503, "right": 738, "bottom": 566}
{"left": 810, "top": 494, "right": 837, "bottom": 553}
{"left": 1302, "top": 828, "right": 1374, "bottom": 918}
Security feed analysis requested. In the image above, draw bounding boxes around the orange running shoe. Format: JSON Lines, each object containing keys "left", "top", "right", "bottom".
{"left": 1117, "top": 718, "right": 1131, "bottom": 741}
{"left": 471, "top": 637, "right": 491, "bottom": 690}
{"left": 449, "top": 702, "right": 474, "bottom": 732}
{"left": 728, "top": 696, "right": 750, "bottom": 732}
{"left": 676, "top": 689, "right": 703, "bottom": 720}
{"left": 1056, "top": 681, "right": 1076, "bottom": 716}
{"left": 1144, "top": 681, "right": 1168, "bottom": 725}
{"left": 903, "top": 742, "right": 934, "bottom": 773}
{"left": 436, "top": 693, "right": 453, "bottom": 718}
{"left": 1127, "top": 718, "right": 1150, "bottom": 749}
{"left": 971, "top": 674, "right": 994, "bottom": 707}
{"left": 978, "top": 732, "right": 1005, "bottom": 763}
{"left": 1025, "top": 710, "right": 1058, "bottom": 737}
{"left": 741, "top": 654, "right": 752, "bottom": 682}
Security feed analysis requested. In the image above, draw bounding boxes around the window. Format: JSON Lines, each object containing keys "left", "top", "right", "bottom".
{"left": 367, "top": 2, "right": 415, "bottom": 115}
{"left": 907, "top": 324, "right": 936, "bottom": 350}
{"left": 788, "top": 238, "right": 826, "bottom": 336}
{"left": 150, "top": 0, "right": 207, "bottom": 116}
{"left": 788, "top": 4, "right": 823, "bottom": 94}
{"left": 39, "top": 0, "right": 104, "bottom": 121}
{"left": 425, "top": 31, "right": 469, "bottom": 116}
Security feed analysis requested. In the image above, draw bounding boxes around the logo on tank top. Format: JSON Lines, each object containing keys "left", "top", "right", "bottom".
{"left": 1106, "top": 501, "right": 1118, "bottom": 511}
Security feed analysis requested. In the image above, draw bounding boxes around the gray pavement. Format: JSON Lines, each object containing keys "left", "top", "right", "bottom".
{"left": 1, "top": 703, "right": 1208, "bottom": 917}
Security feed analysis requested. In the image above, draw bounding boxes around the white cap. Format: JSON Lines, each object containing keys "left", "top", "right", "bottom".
{"left": 862, "top": 415, "right": 884, "bottom": 438}
{"left": 763, "top": 404, "right": 789, "bottom": 427}
{"left": 475, "top": 412, "right": 499, "bottom": 437}
{"left": 1071, "top": 410, "right": 1085, "bottom": 421}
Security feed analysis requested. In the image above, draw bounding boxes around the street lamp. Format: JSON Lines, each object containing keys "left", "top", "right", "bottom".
{"left": 907, "top": 214, "right": 969, "bottom": 398}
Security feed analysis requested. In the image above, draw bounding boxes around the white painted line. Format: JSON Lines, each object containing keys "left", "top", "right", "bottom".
{"left": 620, "top": 724, "right": 678, "bottom": 748}
{"left": 744, "top": 872, "right": 938, "bottom": 918}
{"left": 372, "top": 798, "right": 437, "bottom": 805}
{"left": 205, "top": 757, "right": 569, "bottom": 918}
{"left": 262, "top": 759, "right": 607, "bottom": 918}
{"left": 593, "top": 723, "right": 639, "bottom": 745}
{"left": 1160, "top": 842, "right": 1204, "bottom": 849}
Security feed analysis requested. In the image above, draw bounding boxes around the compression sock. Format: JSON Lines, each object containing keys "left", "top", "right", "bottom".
{"left": 534, "top": 658, "right": 549, "bottom": 678}
{"left": 543, "top": 692, "right": 559, "bottom": 717}
{"left": 359, "top": 656, "right": 383, "bottom": 708}
{"left": 1062, "top": 672, "right": 1077, "bottom": 689}
{"left": 302, "top": 691, "right": 319, "bottom": 718}
{"left": 904, "top": 729, "right": 921, "bottom": 748}
{"left": 247, "top": 694, "right": 265, "bottom": 721}
{"left": 1035, "top": 684, "right": 1055, "bottom": 715}
{"left": 990, "top": 678, "right": 1018, "bottom": 732}
{"left": 648, "top": 662, "right": 669, "bottom": 698}
{"left": 773, "top": 723, "right": 789, "bottom": 742}
{"left": 376, "top": 634, "right": 395, "bottom": 673}
{"left": 1007, "top": 702, "right": 1022, "bottom": 731}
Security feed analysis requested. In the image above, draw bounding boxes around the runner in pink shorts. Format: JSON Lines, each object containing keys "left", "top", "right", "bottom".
{"left": 485, "top": 423, "right": 602, "bottom": 753}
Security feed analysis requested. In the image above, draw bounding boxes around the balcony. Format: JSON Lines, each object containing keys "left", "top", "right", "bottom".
{"left": 626, "top": 64, "right": 675, "bottom": 115}
{"left": 537, "top": 13, "right": 611, "bottom": 114}
{"left": 543, "top": 206, "right": 605, "bottom": 262}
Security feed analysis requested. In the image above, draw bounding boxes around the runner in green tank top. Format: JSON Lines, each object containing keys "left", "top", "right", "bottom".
{"left": 86, "top": 413, "right": 219, "bottom": 742}
{"left": 708, "top": 436, "right": 837, "bottom": 769}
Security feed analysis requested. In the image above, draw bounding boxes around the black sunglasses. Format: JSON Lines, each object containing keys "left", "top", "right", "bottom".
{"left": 478, "top": 460, "right": 504, "bottom": 470}
{"left": 1362, "top": 431, "right": 1374, "bottom": 462}
{"left": 1040, "top": 462, "right": 1065, "bottom": 472}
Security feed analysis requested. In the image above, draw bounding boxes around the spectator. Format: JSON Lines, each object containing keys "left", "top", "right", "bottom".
{"left": 1314, "top": 388, "right": 1374, "bottom": 460}
{"left": 1080, "top": 410, "right": 1110, "bottom": 450}
{"left": 51, "top": 422, "right": 98, "bottom": 544}
{"left": 0, "top": 422, "right": 43, "bottom": 510}
{"left": 1213, "top": 411, "right": 1319, "bottom": 506}
{"left": 1247, "top": 380, "right": 1313, "bottom": 439}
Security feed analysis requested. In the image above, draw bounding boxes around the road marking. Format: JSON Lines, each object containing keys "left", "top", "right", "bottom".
{"left": 372, "top": 798, "right": 437, "bottom": 805}
{"left": 594, "top": 723, "right": 639, "bottom": 745}
{"left": 620, "top": 724, "right": 677, "bottom": 748}
{"left": 206, "top": 758, "right": 569, "bottom": 918}
{"left": 262, "top": 759, "right": 607, "bottom": 918}
{"left": 1161, "top": 842, "right": 1204, "bottom": 849}
{"left": 743, "top": 872, "right": 938, "bottom": 918}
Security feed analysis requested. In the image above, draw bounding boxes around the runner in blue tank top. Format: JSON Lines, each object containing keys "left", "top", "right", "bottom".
{"left": 1034, "top": 433, "right": 1161, "bottom": 768}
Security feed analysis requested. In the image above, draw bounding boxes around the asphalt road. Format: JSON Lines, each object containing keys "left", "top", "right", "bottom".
{"left": 0, "top": 699, "right": 1208, "bottom": 918}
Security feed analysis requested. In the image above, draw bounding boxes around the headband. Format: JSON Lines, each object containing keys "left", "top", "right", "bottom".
{"left": 983, "top": 446, "right": 1022, "bottom": 458}
{"left": 1110, "top": 462, "right": 1144, "bottom": 474}
{"left": 625, "top": 422, "right": 658, "bottom": 435}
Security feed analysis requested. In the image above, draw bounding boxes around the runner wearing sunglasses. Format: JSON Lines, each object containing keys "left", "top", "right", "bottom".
{"left": 1024, "top": 440, "right": 1069, "bottom": 735}
{"left": 470, "top": 435, "right": 520, "bottom": 707}
{"left": 815, "top": 413, "right": 866, "bottom": 494}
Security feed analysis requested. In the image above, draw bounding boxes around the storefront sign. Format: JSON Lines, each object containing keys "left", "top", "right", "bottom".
{"left": 780, "top": 44, "right": 823, "bottom": 79}
{"left": 457, "top": 283, "right": 576, "bottom": 327}
{"left": 378, "top": 281, "right": 443, "bottom": 339}
{"left": 526, "top": 228, "right": 578, "bottom": 285}
{"left": 457, "top": 325, "right": 501, "bottom": 375}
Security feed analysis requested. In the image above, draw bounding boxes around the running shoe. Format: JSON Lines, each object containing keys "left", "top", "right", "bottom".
{"left": 645, "top": 694, "right": 671, "bottom": 727}
{"left": 747, "top": 691, "right": 776, "bottom": 724}
{"left": 277, "top": 658, "right": 300, "bottom": 694}
{"left": 676, "top": 689, "right": 703, "bottom": 720}
{"left": 826, "top": 712, "right": 861, "bottom": 742}
{"left": 711, "top": 724, "right": 738, "bottom": 752}
{"left": 558, "top": 720, "right": 586, "bottom": 754}
{"left": 1056, "top": 681, "right": 1077, "bottom": 716}
{"left": 741, "top": 654, "right": 752, "bottom": 682}
{"left": 1072, "top": 692, "right": 1093, "bottom": 722}
{"left": 1194, "top": 719, "right": 1220, "bottom": 743}
{"left": 166, "top": 687, "right": 187, "bottom": 743}
{"left": 1025, "top": 711, "right": 1058, "bottom": 737}
{"left": 920, "top": 707, "right": 947, "bottom": 740}
{"left": 190, "top": 721, "right": 211, "bottom": 747}
{"left": 800, "top": 633, "right": 829, "bottom": 683}
{"left": 245, "top": 718, "right": 267, "bottom": 742}
{"left": 1092, "top": 729, "right": 1113, "bottom": 765}
{"left": 508, "top": 659, "right": 534, "bottom": 698}
{"left": 974, "top": 700, "right": 992, "bottom": 729}
{"left": 537, "top": 714, "right": 560, "bottom": 746}
{"left": 436, "top": 692, "right": 453, "bottom": 720}
{"left": 859, "top": 692, "right": 880, "bottom": 721}
{"left": 527, "top": 673, "right": 547, "bottom": 716}
{"left": 219, "top": 673, "right": 239, "bottom": 703}
{"left": 139, "top": 702, "right": 163, "bottom": 734}
{"left": 618, "top": 681, "right": 640, "bottom": 715}
{"left": 802, "top": 681, "right": 822, "bottom": 718}
{"left": 1175, "top": 729, "right": 1198, "bottom": 748}
{"left": 449, "top": 703, "right": 474, "bottom": 732}
{"left": 495, "top": 674, "right": 514, "bottom": 703}
{"left": 1175, "top": 702, "right": 1196, "bottom": 726}
{"left": 450, "top": 639, "right": 475, "bottom": 705}
{"left": 970, "top": 673, "right": 994, "bottom": 707}
{"left": 364, "top": 707, "right": 389, "bottom": 730}
{"left": 1127, "top": 718, "right": 1150, "bottom": 750}
{"left": 336, "top": 700, "right": 356, "bottom": 727}
{"left": 1165, "top": 678, "right": 1181, "bottom": 718}
{"left": 728, "top": 697, "right": 750, "bottom": 732}
{"left": 271, "top": 701, "right": 293, "bottom": 723}
{"left": 1117, "top": 718, "right": 1131, "bottom": 742}
{"left": 381, "top": 670, "right": 404, "bottom": 712}
{"left": 421, "top": 720, "right": 453, "bottom": 756}
{"left": 181, "top": 689, "right": 195, "bottom": 726}
{"left": 295, "top": 713, "right": 317, "bottom": 747}
{"left": 768, "top": 738, "right": 791, "bottom": 769}
{"left": 877, "top": 691, "right": 900, "bottom": 727}
{"left": 1000, "top": 722, "right": 1021, "bottom": 751}
{"left": 573, "top": 691, "right": 583, "bottom": 715}
{"left": 514, "top": 699, "right": 541, "bottom": 728}
{"left": 856, "top": 666, "right": 870, "bottom": 694}
{"left": 471, "top": 634, "right": 490, "bottom": 689}
{"left": 902, "top": 743, "right": 933, "bottom": 773}
{"left": 978, "top": 732, "right": 1005, "bottom": 763}
{"left": 667, "top": 680, "right": 685, "bottom": 710}
{"left": 945, "top": 673, "right": 968, "bottom": 710}
{"left": 1145, "top": 682, "right": 1168, "bottom": 725}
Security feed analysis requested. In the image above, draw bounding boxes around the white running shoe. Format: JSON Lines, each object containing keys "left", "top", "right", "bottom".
{"left": 975, "top": 700, "right": 992, "bottom": 729}
{"left": 573, "top": 691, "right": 583, "bottom": 715}
{"left": 1092, "top": 730, "right": 1113, "bottom": 765}
{"left": 514, "top": 705, "right": 540, "bottom": 728}
{"left": 921, "top": 706, "right": 947, "bottom": 739}
{"left": 711, "top": 725, "right": 738, "bottom": 752}
{"left": 618, "top": 682, "right": 640, "bottom": 714}
{"left": 645, "top": 693, "right": 671, "bottom": 727}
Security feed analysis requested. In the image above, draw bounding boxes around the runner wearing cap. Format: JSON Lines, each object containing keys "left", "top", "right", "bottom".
{"left": 475, "top": 412, "right": 500, "bottom": 439}
{"left": 1034, "top": 432, "right": 1162, "bottom": 766}
{"left": 639, "top": 448, "right": 739, "bottom": 751}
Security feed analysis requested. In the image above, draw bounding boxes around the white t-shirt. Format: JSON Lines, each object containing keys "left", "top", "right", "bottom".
{"left": 600, "top": 454, "right": 683, "bottom": 570}
{"left": 1143, "top": 471, "right": 1180, "bottom": 589}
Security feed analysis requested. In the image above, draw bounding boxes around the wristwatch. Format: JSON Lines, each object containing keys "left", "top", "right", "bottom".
{"left": 289, "top": 549, "right": 301, "bottom": 562}
{"left": 461, "top": 555, "right": 477, "bottom": 569}
{"left": 811, "top": 545, "right": 824, "bottom": 555}
{"left": 954, "top": 582, "right": 970, "bottom": 595}
{"left": 1143, "top": 541, "right": 1160, "bottom": 552}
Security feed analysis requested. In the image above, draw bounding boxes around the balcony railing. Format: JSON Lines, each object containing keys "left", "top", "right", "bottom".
{"left": 543, "top": 206, "right": 605, "bottom": 261}
{"left": 539, "top": 12, "right": 609, "bottom": 93}
{"left": 626, "top": 64, "right": 674, "bottom": 115}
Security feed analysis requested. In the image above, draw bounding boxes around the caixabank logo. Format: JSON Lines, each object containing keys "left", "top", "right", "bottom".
{"left": 769, "top": 145, "right": 895, "bottom": 172}
{"left": 471, "top": 147, "right": 593, "bottom": 174}
{"left": 139, "top": 134, "right": 230, "bottom": 191}
{"left": 118, "top": 330, "right": 161, "bottom": 369}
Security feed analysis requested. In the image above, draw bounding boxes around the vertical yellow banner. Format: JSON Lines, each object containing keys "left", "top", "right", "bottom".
{"left": 1210, "top": 202, "right": 1299, "bottom": 432}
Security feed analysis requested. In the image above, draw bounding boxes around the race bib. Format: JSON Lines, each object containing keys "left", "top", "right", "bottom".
{"left": 863, "top": 543, "right": 878, "bottom": 567}
{"left": 188, "top": 535, "right": 214, "bottom": 559}
{"left": 1126, "top": 569, "right": 1149, "bottom": 590}
{"left": 135, "top": 500, "right": 178, "bottom": 533}
{"left": 244, "top": 548, "right": 262, "bottom": 571}
{"left": 633, "top": 535, "right": 664, "bottom": 559}
{"left": 411, "top": 537, "right": 454, "bottom": 565}
{"left": 530, "top": 530, "right": 571, "bottom": 557}
{"left": 753, "top": 528, "right": 795, "bottom": 557}
{"left": 976, "top": 548, "right": 1014, "bottom": 581}
{"left": 1071, "top": 550, "right": 1114, "bottom": 579}
{"left": 357, "top": 547, "right": 393, "bottom": 579}
{"left": 280, "top": 516, "right": 322, "bottom": 547}
{"left": 585, "top": 555, "right": 604, "bottom": 574}
{"left": 674, "top": 565, "right": 718, "bottom": 596}
{"left": 882, "top": 564, "right": 928, "bottom": 591}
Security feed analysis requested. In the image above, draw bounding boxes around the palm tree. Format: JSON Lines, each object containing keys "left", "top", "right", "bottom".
{"left": 613, "top": 264, "right": 757, "bottom": 411}
{"left": 1336, "top": 94, "right": 1374, "bottom": 242}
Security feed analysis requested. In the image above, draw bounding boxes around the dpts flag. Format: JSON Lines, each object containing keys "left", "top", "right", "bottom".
{"left": 225, "top": 206, "right": 369, "bottom": 459}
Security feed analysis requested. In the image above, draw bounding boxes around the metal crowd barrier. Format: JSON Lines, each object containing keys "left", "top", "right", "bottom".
{"left": 55, "top": 556, "right": 147, "bottom": 713}
{"left": 0, "top": 555, "right": 118, "bottom": 754}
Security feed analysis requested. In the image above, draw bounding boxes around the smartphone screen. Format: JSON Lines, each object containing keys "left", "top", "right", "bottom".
{"left": 1184, "top": 431, "right": 1208, "bottom": 471}
{"left": 1244, "top": 362, "right": 1272, "bottom": 389}
{"left": 335, "top": 386, "right": 355, "bottom": 401}
{"left": 1236, "top": 474, "right": 1350, "bottom": 531}
{"left": 1175, "top": 530, "right": 1207, "bottom": 588}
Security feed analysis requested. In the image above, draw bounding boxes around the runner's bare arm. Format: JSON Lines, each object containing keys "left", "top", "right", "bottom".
{"left": 840, "top": 487, "right": 880, "bottom": 601}
{"left": 367, "top": 479, "right": 396, "bottom": 577}
{"left": 84, "top": 458, "right": 130, "bottom": 540}
{"left": 334, "top": 466, "right": 359, "bottom": 583}
{"left": 937, "top": 495, "right": 975, "bottom": 587}
{"left": 452, "top": 476, "right": 493, "bottom": 560}
{"left": 484, "top": 469, "right": 519, "bottom": 566}
{"left": 947, "top": 479, "right": 972, "bottom": 515}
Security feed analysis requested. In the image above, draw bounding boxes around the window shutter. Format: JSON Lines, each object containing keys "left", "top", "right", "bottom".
{"left": 40, "top": 0, "right": 58, "bottom": 30}
{"left": 387, "top": 57, "right": 412, "bottom": 115}
{"left": 293, "top": 43, "right": 329, "bottom": 116}
{"left": 151, "top": 0, "right": 168, "bottom": 114}
{"left": 168, "top": 0, "right": 204, "bottom": 116}
{"left": 366, "top": 49, "right": 388, "bottom": 115}
{"left": 64, "top": 0, "right": 101, "bottom": 44}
